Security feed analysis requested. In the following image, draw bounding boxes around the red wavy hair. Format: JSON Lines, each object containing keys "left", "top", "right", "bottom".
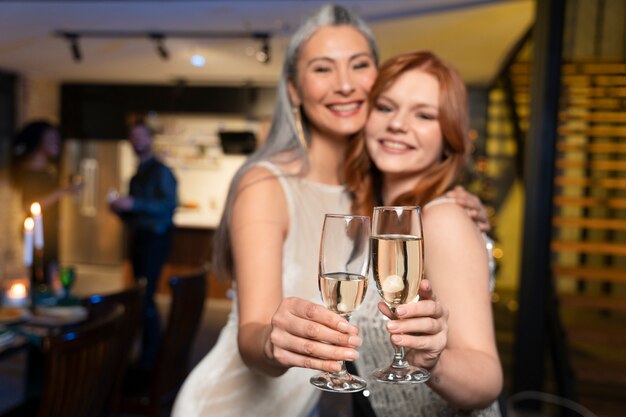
{"left": 344, "top": 50, "right": 469, "bottom": 216}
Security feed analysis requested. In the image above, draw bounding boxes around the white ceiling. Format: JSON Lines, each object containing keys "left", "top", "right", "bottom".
{"left": 0, "top": 0, "right": 534, "bottom": 87}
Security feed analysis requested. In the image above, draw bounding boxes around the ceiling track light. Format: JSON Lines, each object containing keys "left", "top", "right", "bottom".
{"left": 54, "top": 30, "right": 273, "bottom": 64}
{"left": 63, "top": 32, "right": 81, "bottom": 62}
{"left": 254, "top": 34, "right": 271, "bottom": 64}
{"left": 149, "top": 33, "right": 169, "bottom": 60}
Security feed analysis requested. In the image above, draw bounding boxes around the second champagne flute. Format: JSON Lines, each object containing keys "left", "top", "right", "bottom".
{"left": 310, "top": 214, "right": 370, "bottom": 393}
{"left": 371, "top": 206, "right": 430, "bottom": 384}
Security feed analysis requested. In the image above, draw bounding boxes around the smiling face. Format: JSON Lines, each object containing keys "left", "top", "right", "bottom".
{"left": 288, "top": 25, "right": 377, "bottom": 143}
{"left": 365, "top": 69, "right": 444, "bottom": 182}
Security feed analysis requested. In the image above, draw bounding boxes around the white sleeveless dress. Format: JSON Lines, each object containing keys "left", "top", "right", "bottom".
{"left": 171, "top": 162, "right": 351, "bottom": 417}
{"left": 351, "top": 197, "right": 501, "bottom": 417}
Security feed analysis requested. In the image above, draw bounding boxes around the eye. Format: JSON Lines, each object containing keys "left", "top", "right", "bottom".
{"left": 416, "top": 112, "right": 437, "bottom": 121}
{"left": 312, "top": 65, "right": 332, "bottom": 73}
{"left": 353, "top": 60, "right": 372, "bottom": 70}
{"left": 374, "top": 102, "right": 393, "bottom": 113}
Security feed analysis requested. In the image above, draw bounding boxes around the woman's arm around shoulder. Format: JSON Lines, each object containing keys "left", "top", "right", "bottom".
{"left": 422, "top": 202, "right": 502, "bottom": 408}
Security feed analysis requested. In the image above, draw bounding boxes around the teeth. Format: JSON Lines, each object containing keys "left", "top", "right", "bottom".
{"left": 381, "top": 140, "right": 411, "bottom": 150}
{"left": 329, "top": 103, "right": 359, "bottom": 112}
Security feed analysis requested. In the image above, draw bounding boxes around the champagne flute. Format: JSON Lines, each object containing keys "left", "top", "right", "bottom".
{"left": 371, "top": 206, "right": 430, "bottom": 383}
{"left": 310, "top": 214, "right": 370, "bottom": 393}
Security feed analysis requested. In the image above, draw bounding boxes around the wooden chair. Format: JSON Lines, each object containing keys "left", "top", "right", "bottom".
{"left": 82, "top": 279, "right": 146, "bottom": 414}
{"left": 1, "top": 306, "right": 125, "bottom": 417}
{"left": 118, "top": 269, "right": 207, "bottom": 417}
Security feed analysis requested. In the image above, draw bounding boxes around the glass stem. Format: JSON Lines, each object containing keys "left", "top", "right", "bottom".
{"left": 331, "top": 360, "right": 348, "bottom": 378}
{"left": 391, "top": 345, "right": 408, "bottom": 369}
{"left": 332, "top": 312, "right": 351, "bottom": 377}
{"left": 390, "top": 307, "right": 408, "bottom": 369}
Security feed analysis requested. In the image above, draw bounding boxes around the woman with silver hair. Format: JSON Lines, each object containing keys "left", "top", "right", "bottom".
{"left": 173, "top": 5, "right": 379, "bottom": 417}
{"left": 172, "top": 5, "right": 488, "bottom": 417}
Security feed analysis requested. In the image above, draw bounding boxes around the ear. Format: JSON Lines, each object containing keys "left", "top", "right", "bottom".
{"left": 287, "top": 80, "right": 301, "bottom": 107}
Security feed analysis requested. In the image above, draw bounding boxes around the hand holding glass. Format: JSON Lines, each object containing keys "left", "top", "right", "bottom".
{"left": 310, "top": 214, "right": 370, "bottom": 393}
{"left": 371, "top": 206, "right": 430, "bottom": 383}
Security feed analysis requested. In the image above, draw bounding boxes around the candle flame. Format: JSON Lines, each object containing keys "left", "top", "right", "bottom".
{"left": 30, "top": 202, "right": 41, "bottom": 216}
{"left": 24, "top": 217, "right": 34, "bottom": 230}
{"left": 8, "top": 283, "right": 27, "bottom": 298}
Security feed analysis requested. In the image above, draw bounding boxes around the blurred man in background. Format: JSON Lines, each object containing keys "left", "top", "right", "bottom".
{"left": 110, "top": 120, "right": 177, "bottom": 369}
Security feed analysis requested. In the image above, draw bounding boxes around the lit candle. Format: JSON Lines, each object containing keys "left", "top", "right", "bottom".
{"left": 8, "top": 283, "right": 27, "bottom": 299}
{"left": 23, "top": 217, "right": 34, "bottom": 267}
{"left": 30, "top": 202, "right": 44, "bottom": 249}
{"left": 4, "top": 278, "right": 30, "bottom": 307}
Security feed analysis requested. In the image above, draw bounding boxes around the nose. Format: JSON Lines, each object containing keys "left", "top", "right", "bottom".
{"left": 389, "top": 111, "right": 408, "bottom": 132}
{"left": 335, "top": 68, "right": 355, "bottom": 96}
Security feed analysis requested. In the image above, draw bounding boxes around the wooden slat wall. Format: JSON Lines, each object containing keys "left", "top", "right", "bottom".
{"left": 556, "top": 142, "right": 626, "bottom": 152}
{"left": 552, "top": 265, "right": 626, "bottom": 283}
{"left": 504, "top": 60, "right": 626, "bottom": 311}
{"left": 554, "top": 196, "right": 626, "bottom": 209}
{"left": 555, "top": 176, "right": 626, "bottom": 189}
{"left": 551, "top": 241, "right": 626, "bottom": 257}
{"left": 553, "top": 216, "right": 626, "bottom": 230}
{"left": 552, "top": 61, "right": 626, "bottom": 310}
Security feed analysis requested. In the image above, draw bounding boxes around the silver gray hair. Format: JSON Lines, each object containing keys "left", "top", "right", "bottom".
{"left": 213, "top": 4, "right": 379, "bottom": 280}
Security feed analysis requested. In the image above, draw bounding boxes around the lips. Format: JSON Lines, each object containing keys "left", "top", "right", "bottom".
{"left": 327, "top": 101, "right": 363, "bottom": 116}
{"left": 379, "top": 139, "right": 415, "bottom": 151}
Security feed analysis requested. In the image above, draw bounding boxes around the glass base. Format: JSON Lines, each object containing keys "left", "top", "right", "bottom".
{"left": 371, "top": 365, "right": 430, "bottom": 384}
{"left": 310, "top": 371, "right": 367, "bottom": 393}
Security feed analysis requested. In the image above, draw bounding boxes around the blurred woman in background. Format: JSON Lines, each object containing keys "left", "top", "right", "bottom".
{"left": 11, "top": 120, "right": 81, "bottom": 281}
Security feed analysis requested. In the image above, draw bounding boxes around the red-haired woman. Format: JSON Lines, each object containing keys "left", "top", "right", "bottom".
{"left": 344, "top": 50, "right": 502, "bottom": 416}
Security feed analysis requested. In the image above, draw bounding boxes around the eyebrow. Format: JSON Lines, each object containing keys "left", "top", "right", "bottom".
{"left": 377, "top": 95, "right": 439, "bottom": 111}
{"left": 305, "top": 52, "right": 373, "bottom": 68}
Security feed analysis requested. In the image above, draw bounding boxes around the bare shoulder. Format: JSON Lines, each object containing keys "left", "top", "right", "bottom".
{"left": 231, "top": 165, "right": 288, "bottom": 231}
{"left": 237, "top": 165, "right": 282, "bottom": 193}
{"left": 422, "top": 199, "right": 490, "bottom": 295}
{"left": 423, "top": 200, "right": 484, "bottom": 248}
{"left": 423, "top": 199, "right": 474, "bottom": 229}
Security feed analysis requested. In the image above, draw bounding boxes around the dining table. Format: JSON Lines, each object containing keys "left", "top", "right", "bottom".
{"left": 0, "top": 308, "right": 31, "bottom": 359}
{"left": 0, "top": 290, "right": 90, "bottom": 400}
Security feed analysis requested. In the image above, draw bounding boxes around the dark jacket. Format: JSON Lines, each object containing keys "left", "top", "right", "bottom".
{"left": 125, "top": 156, "right": 177, "bottom": 234}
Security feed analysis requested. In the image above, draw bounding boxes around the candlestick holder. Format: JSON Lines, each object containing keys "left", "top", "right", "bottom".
{"left": 30, "top": 247, "right": 52, "bottom": 308}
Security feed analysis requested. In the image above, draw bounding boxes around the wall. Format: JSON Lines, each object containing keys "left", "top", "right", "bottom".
{"left": 16, "top": 76, "right": 60, "bottom": 125}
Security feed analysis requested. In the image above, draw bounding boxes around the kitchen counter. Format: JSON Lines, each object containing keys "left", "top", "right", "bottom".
{"left": 174, "top": 207, "right": 221, "bottom": 229}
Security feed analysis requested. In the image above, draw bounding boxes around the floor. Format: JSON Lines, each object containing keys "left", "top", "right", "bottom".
{"left": 1, "top": 289, "right": 625, "bottom": 417}
{"left": 492, "top": 291, "right": 626, "bottom": 417}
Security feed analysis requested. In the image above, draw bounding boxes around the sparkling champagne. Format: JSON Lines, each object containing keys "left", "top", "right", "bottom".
{"left": 371, "top": 234, "right": 423, "bottom": 306}
{"left": 318, "top": 272, "right": 367, "bottom": 317}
